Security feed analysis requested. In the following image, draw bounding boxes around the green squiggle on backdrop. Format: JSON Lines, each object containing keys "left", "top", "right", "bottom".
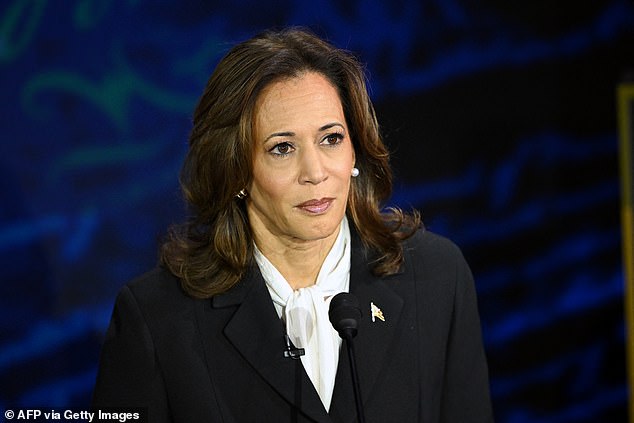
{"left": 74, "top": 0, "right": 112, "bottom": 30}
{"left": 56, "top": 143, "right": 161, "bottom": 169}
{"left": 21, "top": 52, "right": 196, "bottom": 129}
{"left": 0, "top": 0, "right": 47, "bottom": 63}
{"left": 48, "top": 141, "right": 166, "bottom": 182}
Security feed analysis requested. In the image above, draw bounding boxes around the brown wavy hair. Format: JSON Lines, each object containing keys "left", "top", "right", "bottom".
{"left": 160, "top": 28, "right": 420, "bottom": 298}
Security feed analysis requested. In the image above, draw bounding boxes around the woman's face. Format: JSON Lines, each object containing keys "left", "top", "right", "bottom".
{"left": 246, "top": 72, "right": 355, "bottom": 248}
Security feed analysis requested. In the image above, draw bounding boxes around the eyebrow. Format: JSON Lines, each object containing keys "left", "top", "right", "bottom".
{"left": 263, "top": 122, "right": 345, "bottom": 143}
{"left": 319, "top": 122, "right": 345, "bottom": 132}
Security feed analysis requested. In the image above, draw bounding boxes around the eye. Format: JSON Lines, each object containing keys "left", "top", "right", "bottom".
{"left": 269, "top": 142, "right": 294, "bottom": 156}
{"left": 321, "top": 132, "right": 344, "bottom": 146}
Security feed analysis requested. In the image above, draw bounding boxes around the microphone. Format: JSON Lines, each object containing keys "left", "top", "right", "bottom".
{"left": 329, "top": 292, "right": 362, "bottom": 340}
{"left": 283, "top": 334, "right": 305, "bottom": 359}
{"left": 329, "top": 293, "right": 366, "bottom": 423}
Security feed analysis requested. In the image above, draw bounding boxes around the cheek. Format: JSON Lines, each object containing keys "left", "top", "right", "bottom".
{"left": 250, "top": 168, "right": 289, "bottom": 205}
{"left": 333, "top": 154, "right": 355, "bottom": 179}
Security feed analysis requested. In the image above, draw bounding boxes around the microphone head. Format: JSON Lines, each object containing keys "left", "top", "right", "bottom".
{"left": 329, "top": 292, "right": 362, "bottom": 340}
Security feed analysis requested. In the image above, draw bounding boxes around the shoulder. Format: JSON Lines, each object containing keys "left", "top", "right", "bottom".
{"left": 402, "top": 228, "right": 466, "bottom": 266}
{"left": 126, "top": 266, "right": 184, "bottom": 299}
{"left": 399, "top": 228, "right": 474, "bottom": 292}
{"left": 113, "top": 267, "right": 198, "bottom": 325}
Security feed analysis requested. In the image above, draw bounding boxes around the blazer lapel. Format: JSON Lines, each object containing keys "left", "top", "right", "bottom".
{"left": 207, "top": 266, "right": 332, "bottom": 423}
{"left": 329, "top": 239, "right": 405, "bottom": 423}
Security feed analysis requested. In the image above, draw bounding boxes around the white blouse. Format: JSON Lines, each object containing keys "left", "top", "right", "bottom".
{"left": 253, "top": 216, "right": 351, "bottom": 411}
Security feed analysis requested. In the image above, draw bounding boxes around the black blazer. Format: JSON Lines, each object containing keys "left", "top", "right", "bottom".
{"left": 93, "top": 229, "right": 494, "bottom": 422}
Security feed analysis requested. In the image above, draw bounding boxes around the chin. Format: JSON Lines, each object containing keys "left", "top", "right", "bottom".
{"left": 296, "top": 218, "right": 342, "bottom": 241}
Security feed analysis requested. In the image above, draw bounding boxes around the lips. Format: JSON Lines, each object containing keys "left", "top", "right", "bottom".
{"left": 296, "top": 198, "right": 334, "bottom": 214}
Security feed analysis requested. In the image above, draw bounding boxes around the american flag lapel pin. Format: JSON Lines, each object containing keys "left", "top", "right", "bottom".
{"left": 370, "top": 302, "right": 385, "bottom": 322}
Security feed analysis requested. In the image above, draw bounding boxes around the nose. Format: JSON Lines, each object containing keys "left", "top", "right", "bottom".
{"left": 298, "top": 145, "right": 328, "bottom": 185}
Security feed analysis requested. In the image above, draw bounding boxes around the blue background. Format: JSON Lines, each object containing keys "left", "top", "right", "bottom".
{"left": 2, "top": 1, "right": 634, "bottom": 421}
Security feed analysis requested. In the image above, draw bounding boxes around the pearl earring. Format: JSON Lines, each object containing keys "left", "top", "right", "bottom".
{"left": 351, "top": 167, "right": 360, "bottom": 177}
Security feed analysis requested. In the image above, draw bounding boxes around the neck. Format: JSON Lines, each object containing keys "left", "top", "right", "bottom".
{"left": 253, "top": 230, "right": 340, "bottom": 291}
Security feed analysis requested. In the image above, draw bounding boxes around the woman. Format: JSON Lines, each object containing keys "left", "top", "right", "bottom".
{"left": 93, "top": 28, "right": 494, "bottom": 422}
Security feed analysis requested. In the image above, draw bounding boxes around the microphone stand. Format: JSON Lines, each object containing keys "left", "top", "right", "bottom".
{"left": 329, "top": 293, "right": 366, "bottom": 423}
{"left": 342, "top": 330, "right": 366, "bottom": 423}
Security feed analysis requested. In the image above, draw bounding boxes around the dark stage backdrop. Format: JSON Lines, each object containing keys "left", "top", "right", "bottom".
{"left": 2, "top": 1, "right": 633, "bottom": 422}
